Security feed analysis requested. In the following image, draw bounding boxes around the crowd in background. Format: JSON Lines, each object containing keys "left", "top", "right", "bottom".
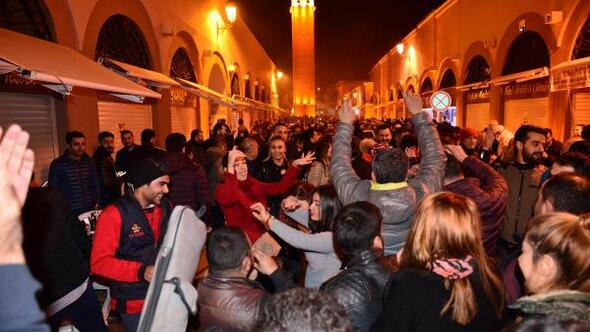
{"left": 1, "top": 89, "right": 590, "bottom": 332}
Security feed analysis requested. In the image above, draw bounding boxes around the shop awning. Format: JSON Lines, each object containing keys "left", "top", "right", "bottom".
{"left": 99, "top": 58, "right": 180, "bottom": 88}
{"left": 232, "top": 94, "right": 272, "bottom": 110}
{"left": 176, "top": 78, "right": 249, "bottom": 108}
{"left": 550, "top": 56, "right": 590, "bottom": 92}
{"left": 456, "top": 82, "right": 489, "bottom": 91}
{"left": 0, "top": 28, "right": 161, "bottom": 100}
{"left": 490, "top": 67, "right": 549, "bottom": 86}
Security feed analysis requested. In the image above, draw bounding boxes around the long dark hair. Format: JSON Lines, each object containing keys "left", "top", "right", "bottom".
{"left": 311, "top": 185, "right": 342, "bottom": 233}
{"left": 315, "top": 139, "right": 332, "bottom": 166}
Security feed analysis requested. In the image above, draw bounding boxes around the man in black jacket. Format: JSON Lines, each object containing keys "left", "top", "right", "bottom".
{"left": 320, "top": 201, "right": 393, "bottom": 332}
{"left": 93, "top": 131, "right": 120, "bottom": 206}
{"left": 197, "top": 226, "right": 293, "bottom": 331}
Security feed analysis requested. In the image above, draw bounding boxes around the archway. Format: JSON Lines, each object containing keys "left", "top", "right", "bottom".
{"left": 502, "top": 31, "right": 549, "bottom": 75}
{"left": 0, "top": 0, "right": 53, "bottom": 41}
{"left": 501, "top": 31, "right": 550, "bottom": 133}
{"left": 96, "top": 14, "right": 151, "bottom": 69}
{"left": 463, "top": 55, "right": 492, "bottom": 131}
{"left": 439, "top": 69, "right": 457, "bottom": 89}
{"left": 169, "top": 47, "right": 198, "bottom": 138}
{"left": 208, "top": 63, "right": 227, "bottom": 127}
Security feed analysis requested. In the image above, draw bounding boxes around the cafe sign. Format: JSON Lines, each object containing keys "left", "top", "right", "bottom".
{"left": 503, "top": 77, "right": 549, "bottom": 100}
{"left": 551, "top": 57, "right": 590, "bottom": 92}
{"left": 465, "top": 87, "right": 490, "bottom": 104}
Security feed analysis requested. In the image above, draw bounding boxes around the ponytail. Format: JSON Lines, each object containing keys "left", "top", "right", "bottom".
{"left": 441, "top": 279, "right": 477, "bottom": 325}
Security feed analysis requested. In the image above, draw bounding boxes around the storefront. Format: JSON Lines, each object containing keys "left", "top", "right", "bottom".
{"left": 551, "top": 56, "right": 590, "bottom": 130}
{"left": 464, "top": 87, "right": 491, "bottom": 131}
{"left": 501, "top": 76, "right": 549, "bottom": 133}
{"left": 0, "top": 28, "right": 159, "bottom": 181}
{"left": 170, "top": 86, "right": 198, "bottom": 139}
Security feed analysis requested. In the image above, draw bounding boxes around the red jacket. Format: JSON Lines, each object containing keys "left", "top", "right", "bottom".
{"left": 215, "top": 167, "right": 300, "bottom": 242}
{"left": 90, "top": 202, "right": 164, "bottom": 314}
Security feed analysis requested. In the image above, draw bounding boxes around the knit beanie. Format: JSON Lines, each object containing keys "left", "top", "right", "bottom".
{"left": 460, "top": 127, "right": 479, "bottom": 141}
{"left": 128, "top": 158, "right": 168, "bottom": 188}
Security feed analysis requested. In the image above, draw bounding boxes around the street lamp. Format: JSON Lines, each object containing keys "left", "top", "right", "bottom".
{"left": 276, "top": 71, "right": 284, "bottom": 80}
{"left": 218, "top": 2, "right": 237, "bottom": 35}
{"left": 396, "top": 42, "right": 405, "bottom": 55}
{"left": 225, "top": 3, "right": 237, "bottom": 25}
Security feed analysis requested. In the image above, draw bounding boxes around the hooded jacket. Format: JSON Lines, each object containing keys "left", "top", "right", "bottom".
{"left": 331, "top": 111, "right": 446, "bottom": 255}
{"left": 162, "top": 151, "right": 211, "bottom": 212}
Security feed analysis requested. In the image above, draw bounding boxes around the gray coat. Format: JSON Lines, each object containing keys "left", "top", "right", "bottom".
{"left": 330, "top": 112, "right": 446, "bottom": 255}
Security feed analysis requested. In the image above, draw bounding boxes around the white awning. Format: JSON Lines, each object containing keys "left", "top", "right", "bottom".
{"left": 232, "top": 94, "right": 271, "bottom": 110}
{"left": 99, "top": 58, "right": 180, "bottom": 88}
{"left": 456, "top": 82, "right": 490, "bottom": 91}
{"left": 490, "top": 67, "right": 549, "bottom": 86}
{"left": 0, "top": 28, "right": 161, "bottom": 100}
{"left": 551, "top": 56, "right": 590, "bottom": 92}
{"left": 176, "top": 78, "right": 249, "bottom": 108}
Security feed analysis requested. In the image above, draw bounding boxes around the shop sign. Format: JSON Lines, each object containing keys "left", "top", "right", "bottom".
{"left": 0, "top": 71, "right": 61, "bottom": 97}
{"left": 551, "top": 61, "right": 590, "bottom": 91}
{"left": 465, "top": 87, "right": 490, "bottom": 104}
{"left": 503, "top": 78, "right": 549, "bottom": 100}
{"left": 170, "top": 87, "right": 196, "bottom": 107}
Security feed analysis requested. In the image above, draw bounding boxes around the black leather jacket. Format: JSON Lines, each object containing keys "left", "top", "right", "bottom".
{"left": 320, "top": 250, "right": 393, "bottom": 332}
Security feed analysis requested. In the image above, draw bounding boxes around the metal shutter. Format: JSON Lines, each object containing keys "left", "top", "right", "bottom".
{"left": 98, "top": 101, "right": 152, "bottom": 152}
{"left": 0, "top": 92, "right": 58, "bottom": 183}
{"left": 573, "top": 93, "right": 590, "bottom": 126}
{"left": 504, "top": 97, "right": 549, "bottom": 133}
{"left": 465, "top": 103, "right": 490, "bottom": 131}
{"left": 170, "top": 106, "right": 195, "bottom": 139}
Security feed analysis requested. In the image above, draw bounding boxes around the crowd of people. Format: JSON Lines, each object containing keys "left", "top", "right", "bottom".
{"left": 1, "top": 89, "right": 590, "bottom": 332}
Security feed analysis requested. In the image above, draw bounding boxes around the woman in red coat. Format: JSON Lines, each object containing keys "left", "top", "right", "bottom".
{"left": 215, "top": 148, "right": 315, "bottom": 242}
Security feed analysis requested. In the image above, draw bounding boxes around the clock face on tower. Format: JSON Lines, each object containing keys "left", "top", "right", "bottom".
{"left": 291, "top": 0, "right": 316, "bottom": 117}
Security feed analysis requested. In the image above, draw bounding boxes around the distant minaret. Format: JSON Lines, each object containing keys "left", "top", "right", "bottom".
{"left": 290, "top": 0, "right": 316, "bottom": 117}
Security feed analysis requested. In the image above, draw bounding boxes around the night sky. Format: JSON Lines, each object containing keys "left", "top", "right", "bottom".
{"left": 235, "top": 0, "right": 446, "bottom": 90}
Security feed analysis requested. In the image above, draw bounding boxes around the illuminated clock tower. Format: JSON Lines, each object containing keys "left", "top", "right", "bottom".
{"left": 290, "top": 0, "right": 316, "bottom": 117}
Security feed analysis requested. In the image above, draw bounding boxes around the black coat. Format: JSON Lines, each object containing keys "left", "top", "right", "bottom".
{"left": 22, "top": 188, "right": 91, "bottom": 306}
{"left": 371, "top": 268, "right": 507, "bottom": 332}
{"left": 321, "top": 250, "right": 393, "bottom": 332}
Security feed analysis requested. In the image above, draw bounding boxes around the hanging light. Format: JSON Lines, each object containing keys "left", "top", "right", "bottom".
{"left": 396, "top": 43, "right": 405, "bottom": 55}
{"left": 225, "top": 3, "right": 237, "bottom": 25}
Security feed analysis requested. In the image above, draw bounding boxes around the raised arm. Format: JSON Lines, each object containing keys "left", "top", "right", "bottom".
{"left": 270, "top": 218, "right": 334, "bottom": 253}
{"left": 404, "top": 91, "right": 446, "bottom": 200}
{"left": 330, "top": 99, "right": 370, "bottom": 205}
{"left": 251, "top": 203, "right": 334, "bottom": 254}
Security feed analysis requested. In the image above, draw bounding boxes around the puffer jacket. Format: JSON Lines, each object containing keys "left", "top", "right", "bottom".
{"left": 161, "top": 151, "right": 211, "bottom": 212}
{"left": 331, "top": 111, "right": 446, "bottom": 255}
{"left": 444, "top": 156, "right": 508, "bottom": 256}
{"left": 509, "top": 290, "right": 590, "bottom": 324}
{"left": 48, "top": 152, "right": 100, "bottom": 215}
{"left": 320, "top": 250, "right": 393, "bottom": 332}
{"left": 496, "top": 163, "right": 544, "bottom": 244}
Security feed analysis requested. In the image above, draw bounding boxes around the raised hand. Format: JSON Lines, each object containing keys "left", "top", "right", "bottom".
{"left": 338, "top": 98, "right": 354, "bottom": 124}
{"left": 0, "top": 125, "right": 35, "bottom": 206}
{"left": 0, "top": 124, "right": 35, "bottom": 265}
{"left": 401, "top": 90, "right": 424, "bottom": 115}
{"left": 226, "top": 148, "right": 245, "bottom": 174}
{"left": 252, "top": 249, "right": 279, "bottom": 276}
{"left": 444, "top": 144, "right": 468, "bottom": 163}
{"left": 250, "top": 202, "right": 271, "bottom": 224}
{"left": 281, "top": 195, "right": 304, "bottom": 212}
{"left": 292, "top": 151, "right": 316, "bottom": 167}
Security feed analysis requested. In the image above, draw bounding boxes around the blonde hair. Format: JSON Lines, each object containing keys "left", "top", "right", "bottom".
{"left": 526, "top": 212, "right": 590, "bottom": 292}
{"left": 400, "top": 192, "right": 504, "bottom": 325}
